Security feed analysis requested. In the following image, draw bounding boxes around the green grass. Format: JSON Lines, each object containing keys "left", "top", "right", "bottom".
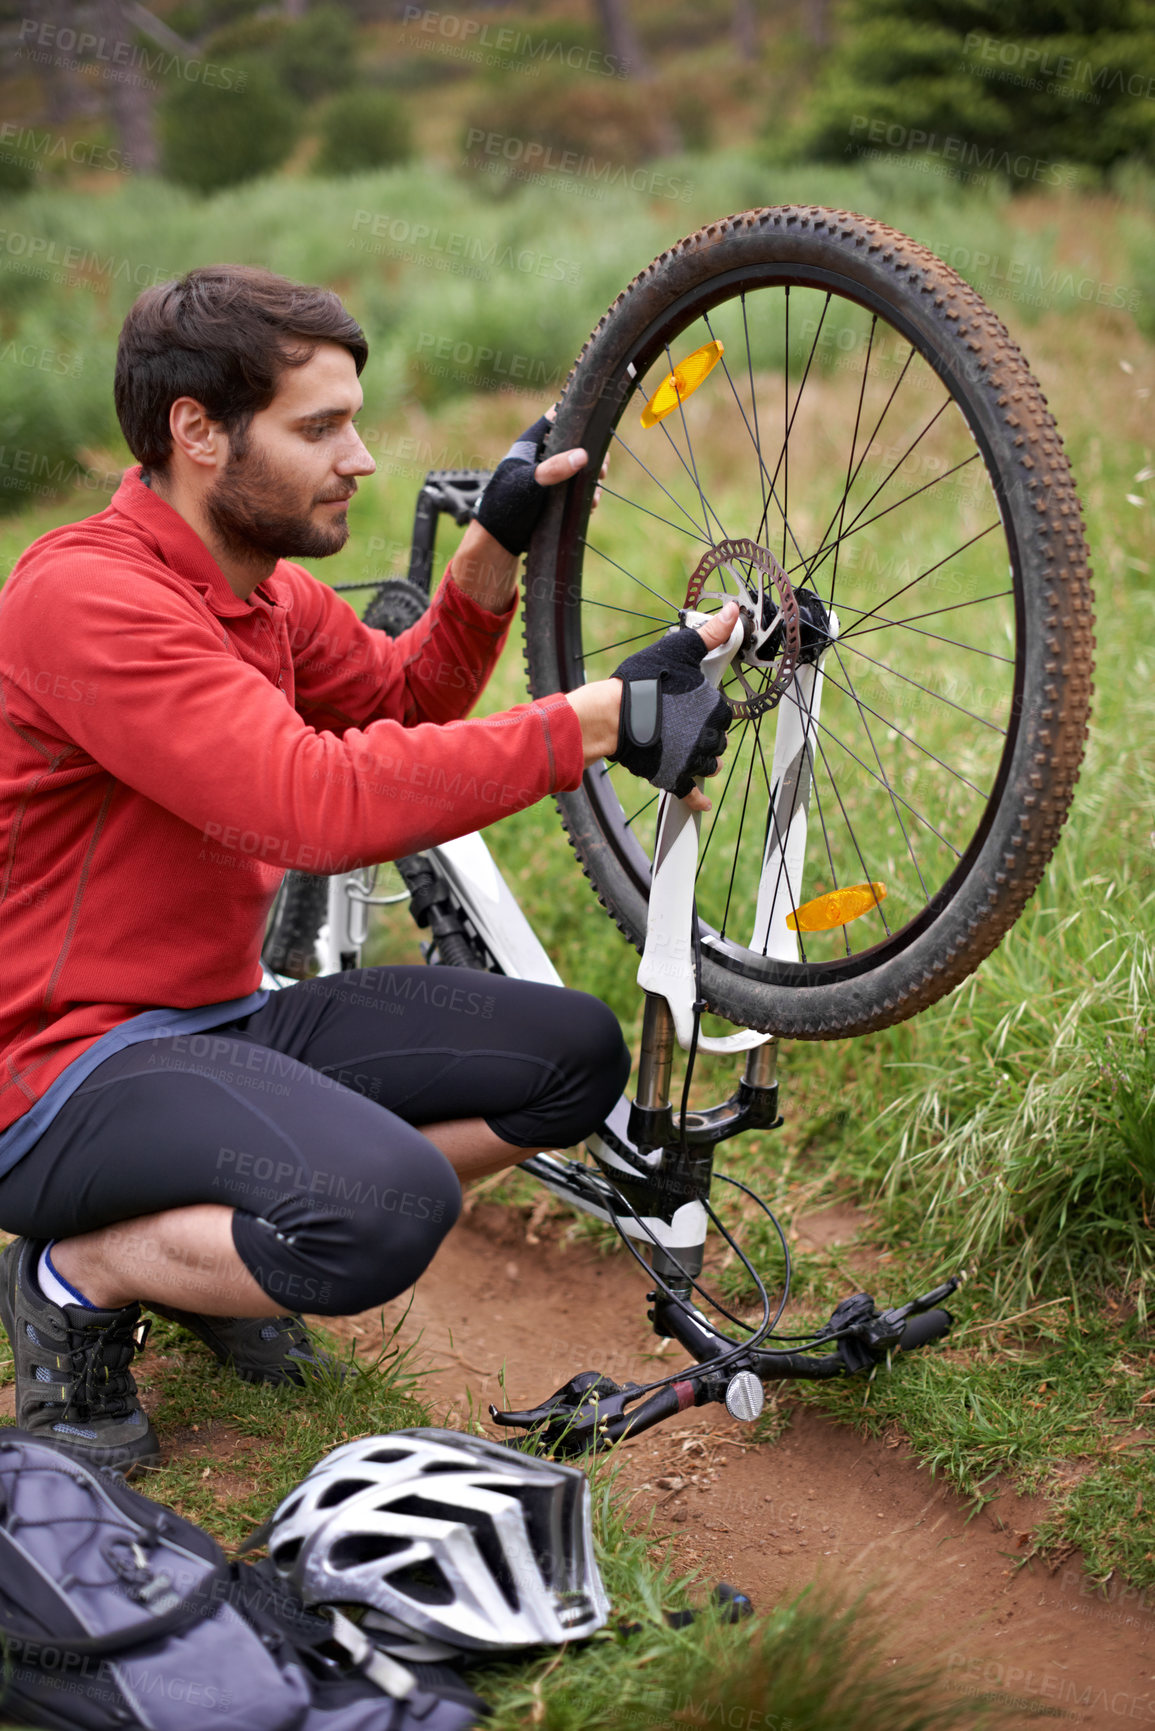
{"left": 0, "top": 157, "right": 1154, "bottom": 1700}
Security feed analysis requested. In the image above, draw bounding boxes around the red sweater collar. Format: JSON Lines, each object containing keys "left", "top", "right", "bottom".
{"left": 110, "top": 467, "right": 292, "bottom": 617}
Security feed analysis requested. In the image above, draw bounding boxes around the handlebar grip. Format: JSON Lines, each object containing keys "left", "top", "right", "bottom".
{"left": 896, "top": 1307, "right": 953, "bottom": 1351}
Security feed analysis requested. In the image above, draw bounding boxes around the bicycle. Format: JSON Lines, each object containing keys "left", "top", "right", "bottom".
{"left": 261, "top": 206, "right": 1094, "bottom": 1455}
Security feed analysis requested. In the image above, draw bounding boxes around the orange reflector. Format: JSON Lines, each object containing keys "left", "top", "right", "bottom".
{"left": 787, "top": 883, "right": 888, "bottom": 933}
{"left": 640, "top": 340, "right": 724, "bottom": 428}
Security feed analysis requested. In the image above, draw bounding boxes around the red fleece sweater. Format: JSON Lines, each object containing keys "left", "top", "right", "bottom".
{"left": 0, "top": 469, "right": 584, "bottom": 1137}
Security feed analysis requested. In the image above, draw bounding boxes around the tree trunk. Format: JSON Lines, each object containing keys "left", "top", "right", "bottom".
{"left": 733, "top": 0, "right": 758, "bottom": 61}
{"left": 593, "top": 0, "right": 650, "bottom": 80}
{"left": 36, "top": 0, "right": 92, "bottom": 124}
{"left": 803, "top": 0, "right": 831, "bottom": 51}
{"left": 95, "top": 0, "right": 158, "bottom": 173}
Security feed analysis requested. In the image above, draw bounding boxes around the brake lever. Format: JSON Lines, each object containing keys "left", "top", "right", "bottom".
{"left": 490, "top": 1371, "right": 647, "bottom": 1451}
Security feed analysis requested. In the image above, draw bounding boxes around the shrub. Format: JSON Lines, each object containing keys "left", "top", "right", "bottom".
{"left": 0, "top": 150, "right": 36, "bottom": 197}
{"left": 312, "top": 87, "right": 413, "bottom": 177}
{"left": 461, "top": 68, "right": 672, "bottom": 171}
{"left": 159, "top": 58, "right": 296, "bottom": 194}
{"left": 272, "top": 7, "right": 358, "bottom": 105}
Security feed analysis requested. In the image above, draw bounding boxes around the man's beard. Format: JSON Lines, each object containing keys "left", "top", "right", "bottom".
{"left": 206, "top": 438, "right": 354, "bottom": 567}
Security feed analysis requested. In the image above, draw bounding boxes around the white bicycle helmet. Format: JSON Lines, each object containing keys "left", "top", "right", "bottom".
{"left": 263, "top": 1429, "right": 610, "bottom": 1653}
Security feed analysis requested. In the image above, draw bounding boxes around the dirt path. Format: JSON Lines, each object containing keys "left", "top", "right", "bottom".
{"left": 323, "top": 1201, "right": 1155, "bottom": 1731}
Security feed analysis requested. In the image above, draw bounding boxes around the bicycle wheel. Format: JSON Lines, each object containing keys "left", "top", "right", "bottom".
{"left": 523, "top": 206, "right": 1094, "bottom": 1040}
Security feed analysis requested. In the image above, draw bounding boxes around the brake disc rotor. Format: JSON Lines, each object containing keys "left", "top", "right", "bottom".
{"left": 683, "top": 539, "right": 800, "bottom": 719}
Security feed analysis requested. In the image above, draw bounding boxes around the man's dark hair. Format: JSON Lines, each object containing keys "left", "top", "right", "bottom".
{"left": 114, "top": 264, "right": 369, "bottom": 471}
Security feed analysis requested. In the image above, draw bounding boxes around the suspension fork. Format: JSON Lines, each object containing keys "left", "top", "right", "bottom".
{"left": 627, "top": 992, "right": 782, "bottom": 1300}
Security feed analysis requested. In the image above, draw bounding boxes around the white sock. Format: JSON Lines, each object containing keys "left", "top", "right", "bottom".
{"left": 37, "top": 1242, "right": 96, "bottom": 1311}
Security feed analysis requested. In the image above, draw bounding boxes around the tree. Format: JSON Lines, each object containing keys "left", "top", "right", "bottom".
{"left": 791, "top": 0, "right": 1155, "bottom": 178}
{"left": 593, "top": 0, "right": 650, "bottom": 79}
{"left": 95, "top": 0, "right": 159, "bottom": 173}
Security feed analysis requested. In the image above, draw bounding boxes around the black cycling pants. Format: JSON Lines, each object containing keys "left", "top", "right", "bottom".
{"left": 0, "top": 969, "right": 630, "bottom": 1316}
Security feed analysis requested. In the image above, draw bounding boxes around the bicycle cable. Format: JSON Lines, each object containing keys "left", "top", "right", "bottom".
{"left": 578, "top": 886, "right": 825, "bottom": 1405}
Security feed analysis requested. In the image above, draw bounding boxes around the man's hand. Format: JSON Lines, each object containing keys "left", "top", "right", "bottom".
{"left": 448, "top": 411, "right": 590, "bottom": 613}
{"left": 566, "top": 602, "right": 739, "bottom": 814}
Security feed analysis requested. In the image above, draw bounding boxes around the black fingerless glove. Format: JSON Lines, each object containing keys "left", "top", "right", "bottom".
{"left": 610, "top": 628, "right": 733, "bottom": 800}
{"left": 475, "top": 414, "right": 553, "bottom": 555}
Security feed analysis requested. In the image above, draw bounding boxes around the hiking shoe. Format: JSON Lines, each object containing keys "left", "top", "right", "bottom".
{"left": 146, "top": 1306, "right": 348, "bottom": 1387}
{"left": 0, "top": 1237, "right": 159, "bottom": 1476}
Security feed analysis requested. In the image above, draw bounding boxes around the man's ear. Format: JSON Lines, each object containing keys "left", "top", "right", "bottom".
{"left": 168, "top": 398, "right": 224, "bottom": 471}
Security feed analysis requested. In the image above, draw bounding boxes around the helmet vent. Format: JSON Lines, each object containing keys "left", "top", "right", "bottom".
{"left": 385, "top": 1557, "right": 455, "bottom": 1606}
{"left": 364, "top": 1448, "right": 411, "bottom": 1465}
{"left": 316, "top": 1477, "right": 373, "bottom": 1509}
{"left": 391, "top": 1494, "right": 520, "bottom": 1614}
{"left": 330, "top": 1533, "right": 412, "bottom": 1570}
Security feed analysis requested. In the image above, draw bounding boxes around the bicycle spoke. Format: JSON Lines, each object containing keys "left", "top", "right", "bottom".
{"left": 703, "top": 715, "right": 760, "bottom": 940}
{"left": 841, "top": 588, "right": 1014, "bottom": 652}
{"left": 631, "top": 362, "right": 730, "bottom": 547}
{"left": 621, "top": 786, "right": 662, "bottom": 830}
{"left": 819, "top": 661, "right": 988, "bottom": 795}
{"left": 805, "top": 718, "right": 898, "bottom": 939}
{"left": 804, "top": 753, "right": 852, "bottom": 957}
{"left": 582, "top": 538, "right": 684, "bottom": 620}
{"left": 748, "top": 711, "right": 809, "bottom": 965}
{"left": 593, "top": 478, "right": 714, "bottom": 546}
{"left": 798, "top": 399, "right": 964, "bottom": 585}
{"left": 609, "top": 428, "right": 715, "bottom": 544}
{"left": 804, "top": 708, "right": 963, "bottom": 857}
{"left": 704, "top": 307, "right": 808, "bottom": 574}
{"left": 584, "top": 596, "right": 676, "bottom": 626}
{"left": 575, "top": 623, "right": 670, "bottom": 662}
{"left": 696, "top": 713, "right": 754, "bottom": 883}
{"left": 827, "top": 314, "right": 876, "bottom": 623}
{"left": 830, "top": 642, "right": 931, "bottom": 903}
{"left": 834, "top": 638, "right": 1007, "bottom": 733}
{"left": 835, "top": 523, "right": 1004, "bottom": 642}
{"left": 802, "top": 344, "right": 918, "bottom": 576}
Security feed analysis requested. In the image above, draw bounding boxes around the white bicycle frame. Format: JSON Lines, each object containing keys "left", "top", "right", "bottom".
{"left": 262, "top": 613, "right": 835, "bottom": 1260}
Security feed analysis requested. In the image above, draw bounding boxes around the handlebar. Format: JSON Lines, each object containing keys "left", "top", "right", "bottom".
{"left": 492, "top": 1282, "right": 959, "bottom": 1454}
